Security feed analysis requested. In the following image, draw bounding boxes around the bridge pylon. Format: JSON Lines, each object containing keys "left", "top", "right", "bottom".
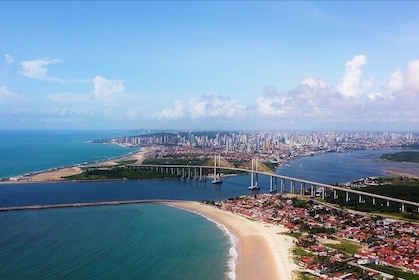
{"left": 249, "top": 158, "right": 260, "bottom": 190}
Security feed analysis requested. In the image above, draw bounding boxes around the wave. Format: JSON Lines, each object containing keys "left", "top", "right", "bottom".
{"left": 168, "top": 205, "right": 238, "bottom": 280}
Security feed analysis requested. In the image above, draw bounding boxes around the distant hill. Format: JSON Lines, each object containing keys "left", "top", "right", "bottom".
{"left": 238, "top": 160, "right": 274, "bottom": 173}
{"left": 203, "top": 157, "right": 234, "bottom": 168}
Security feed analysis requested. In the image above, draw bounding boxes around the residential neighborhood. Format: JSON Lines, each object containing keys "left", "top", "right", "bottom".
{"left": 217, "top": 194, "right": 419, "bottom": 279}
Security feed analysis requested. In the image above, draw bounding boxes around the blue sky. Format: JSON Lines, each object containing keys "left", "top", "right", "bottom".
{"left": 1, "top": 1, "right": 418, "bottom": 131}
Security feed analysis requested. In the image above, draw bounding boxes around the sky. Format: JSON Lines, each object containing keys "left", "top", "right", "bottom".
{"left": 0, "top": 1, "right": 418, "bottom": 132}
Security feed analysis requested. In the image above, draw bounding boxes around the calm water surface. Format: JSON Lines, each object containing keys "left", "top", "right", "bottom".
{"left": 1, "top": 130, "right": 417, "bottom": 279}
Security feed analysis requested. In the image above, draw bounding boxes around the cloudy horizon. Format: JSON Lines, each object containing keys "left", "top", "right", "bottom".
{"left": 1, "top": 2, "right": 418, "bottom": 132}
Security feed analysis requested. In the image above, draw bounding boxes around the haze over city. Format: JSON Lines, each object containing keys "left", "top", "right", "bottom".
{"left": 0, "top": 1, "right": 418, "bottom": 131}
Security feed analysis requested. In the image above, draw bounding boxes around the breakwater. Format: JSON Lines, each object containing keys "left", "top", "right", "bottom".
{"left": 0, "top": 199, "right": 178, "bottom": 211}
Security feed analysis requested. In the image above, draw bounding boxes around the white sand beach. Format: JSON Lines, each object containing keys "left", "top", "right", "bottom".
{"left": 165, "top": 201, "right": 299, "bottom": 280}
{"left": 26, "top": 148, "right": 149, "bottom": 182}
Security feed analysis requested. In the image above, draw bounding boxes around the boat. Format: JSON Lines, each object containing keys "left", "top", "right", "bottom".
{"left": 212, "top": 174, "right": 223, "bottom": 184}
{"left": 248, "top": 182, "right": 260, "bottom": 190}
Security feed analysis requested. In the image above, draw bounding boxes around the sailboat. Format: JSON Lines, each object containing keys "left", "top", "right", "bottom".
{"left": 249, "top": 158, "right": 260, "bottom": 190}
{"left": 212, "top": 155, "right": 223, "bottom": 184}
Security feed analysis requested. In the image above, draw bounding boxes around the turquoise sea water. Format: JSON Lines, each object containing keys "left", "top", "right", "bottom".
{"left": 0, "top": 130, "right": 237, "bottom": 280}
{"left": 1, "top": 130, "right": 418, "bottom": 280}
{"left": 0, "top": 130, "right": 136, "bottom": 179}
{"left": 0, "top": 204, "right": 230, "bottom": 280}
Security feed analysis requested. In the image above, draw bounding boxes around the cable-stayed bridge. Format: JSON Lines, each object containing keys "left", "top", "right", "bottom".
{"left": 135, "top": 159, "right": 419, "bottom": 213}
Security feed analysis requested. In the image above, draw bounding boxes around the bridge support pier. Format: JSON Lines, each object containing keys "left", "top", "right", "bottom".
{"left": 290, "top": 180, "right": 295, "bottom": 194}
{"left": 372, "top": 197, "right": 376, "bottom": 205}
{"left": 310, "top": 185, "right": 315, "bottom": 197}
{"left": 300, "top": 182, "right": 305, "bottom": 195}
{"left": 346, "top": 191, "right": 350, "bottom": 202}
{"left": 401, "top": 203, "right": 405, "bottom": 212}
{"left": 333, "top": 190, "right": 338, "bottom": 199}
{"left": 273, "top": 177, "right": 277, "bottom": 192}
{"left": 387, "top": 200, "right": 390, "bottom": 207}
{"left": 280, "top": 178, "right": 285, "bottom": 193}
{"left": 269, "top": 176, "right": 274, "bottom": 193}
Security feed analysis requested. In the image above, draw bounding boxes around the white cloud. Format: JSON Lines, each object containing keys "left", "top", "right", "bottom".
{"left": 6, "top": 54, "right": 419, "bottom": 130}
{"left": 153, "top": 94, "right": 245, "bottom": 120}
{"left": 300, "top": 77, "right": 327, "bottom": 89}
{"left": 20, "top": 58, "right": 63, "bottom": 81}
{"left": 387, "top": 68, "right": 404, "bottom": 92}
{"left": 4, "top": 54, "right": 14, "bottom": 64}
{"left": 256, "top": 87, "right": 289, "bottom": 117}
{"left": 93, "top": 76, "right": 125, "bottom": 99}
{"left": 190, "top": 94, "right": 243, "bottom": 118}
{"left": 155, "top": 100, "right": 185, "bottom": 120}
{"left": 336, "top": 55, "right": 370, "bottom": 98}
{"left": 405, "top": 59, "right": 419, "bottom": 91}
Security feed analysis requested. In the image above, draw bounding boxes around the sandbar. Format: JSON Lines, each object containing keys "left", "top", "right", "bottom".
{"left": 383, "top": 167, "right": 419, "bottom": 178}
{"left": 164, "top": 201, "right": 298, "bottom": 280}
{"left": 10, "top": 148, "right": 149, "bottom": 182}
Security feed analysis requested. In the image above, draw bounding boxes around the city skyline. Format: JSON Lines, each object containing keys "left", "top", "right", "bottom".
{"left": 0, "top": 1, "right": 418, "bottom": 132}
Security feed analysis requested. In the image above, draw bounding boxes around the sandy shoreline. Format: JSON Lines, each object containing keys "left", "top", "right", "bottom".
{"left": 164, "top": 201, "right": 298, "bottom": 280}
{"left": 383, "top": 167, "right": 419, "bottom": 178}
{"left": 6, "top": 148, "right": 149, "bottom": 182}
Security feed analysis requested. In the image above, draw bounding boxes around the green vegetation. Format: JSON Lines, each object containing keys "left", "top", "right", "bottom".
{"left": 262, "top": 161, "right": 277, "bottom": 172}
{"left": 323, "top": 239, "right": 362, "bottom": 255}
{"left": 287, "top": 232, "right": 302, "bottom": 239}
{"left": 64, "top": 166, "right": 179, "bottom": 180}
{"left": 381, "top": 151, "right": 419, "bottom": 163}
{"left": 324, "top": 177, "right": 419, "bottom": 219}
{"left": 142, "top": 157, "right": 209, "bottom": 166}
{"left": 294, "top": 247, "right": 315, "bottom": 257}
{"left": 294, "top": 271, "right": 317, "bottom": 280}
{"left": 116, "top": 159, "right": 137, "bottom": 165}
{"left": 143, "top": 156, "right": 277, "bottom": 172}
{"left": 292, "top": 197, "right": 311, "bottom": 209}
{"left": 366, "top": 264, "right": 419, "bottom": 280}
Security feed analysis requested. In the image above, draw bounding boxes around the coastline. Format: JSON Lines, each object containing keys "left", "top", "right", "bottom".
{"left": 383, "top": 167, "right": 419, "bottom": 178}
{"left": 164, "top": 201, "right": 298, "bottom": 280}
{"left": 4, "top": 148, "right": 149, "bottom": 183}
{"left": 0, "top": 198, "right": 299, "bottom": 279}
{"left": 5, "top": 147, "right": 419, "bottom": 183}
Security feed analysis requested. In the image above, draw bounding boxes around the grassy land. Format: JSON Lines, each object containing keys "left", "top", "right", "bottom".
{"left": 381, "top": 151, "right": 419, "bottom": 163}
{"left": 116, "top": 159, "right": 138, "bottom": 165}
{"left": 294, "top": 271, "right": 317, "bottom": 280}
{"left": 366, "top": 264, "right": 419, "bottom": 280}
{"left": 287, "top": 232, "right": 303, "bottom": 239}
{"left": 323, "top": 239, "right": 362, "bottom": 255}
{"left": 294, "top": 247, "right": 315, "bottom": 257}
{"left": 64, "top": 166, "right": 179, "bottom": 180}
{"left": 325, "top": 177, "right": 419, "bottom": 220}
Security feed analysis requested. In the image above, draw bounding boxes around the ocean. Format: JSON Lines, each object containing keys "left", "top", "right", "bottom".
{"left": 0, "top": 130, "right": 137, "bottom": 179}
{"left": 0, "top": 130, "right": 416, "bottom": 279}
{"left": 0, "top": 204, "right": 230, "bottom": 280}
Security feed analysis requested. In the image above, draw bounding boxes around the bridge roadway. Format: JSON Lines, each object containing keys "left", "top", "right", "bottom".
{"left": 136, "top": 164, "right": 419, "bottom": 213}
